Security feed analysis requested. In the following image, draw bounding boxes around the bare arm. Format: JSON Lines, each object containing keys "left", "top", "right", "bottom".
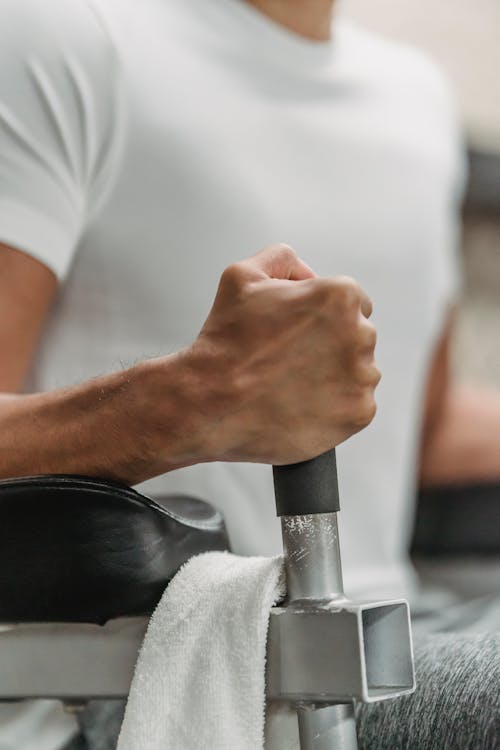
{"left": 0, "top": 244, "right": 216, "bottom": 483}
{"left": 419, "top": 311, "right": 500, "bottom": 485}
{"left": 0, "top": 243, "right": 380, "bottom": 486}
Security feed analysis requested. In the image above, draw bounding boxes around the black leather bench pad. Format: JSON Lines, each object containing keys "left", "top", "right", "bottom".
{"left": 0, "top": 475, "right": 228, "bottom": 624}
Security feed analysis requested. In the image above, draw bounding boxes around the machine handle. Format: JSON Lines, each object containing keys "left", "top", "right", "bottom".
{"left": 272, "top": 448, "right": 340, "bottom": 517}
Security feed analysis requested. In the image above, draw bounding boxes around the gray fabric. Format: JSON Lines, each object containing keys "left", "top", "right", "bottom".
{"left": 357, "top": 631, "right": 499, "bottom": 750}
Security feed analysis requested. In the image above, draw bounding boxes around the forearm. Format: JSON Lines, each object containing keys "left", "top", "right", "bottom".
{"left": 419, "top": 383, "right": 500, "bottom": 486}
{"left": 0, "top": 246, "right": 380, "bottom": 484}
{"left": 0, "top": 352, "right": 216, "bottom": 485}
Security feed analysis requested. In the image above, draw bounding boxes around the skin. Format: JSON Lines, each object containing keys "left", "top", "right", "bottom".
{"left": 246, "top": 0, "right": 335, "bottom": 41}
{"left": 0, "top": 242, "right": 379, "bottom": 484}
{"left": 419, "top": 314, "right": 500, "bottom": 485}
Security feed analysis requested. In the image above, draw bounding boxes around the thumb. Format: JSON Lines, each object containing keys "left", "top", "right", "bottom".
{"left": 248, "top": 244, "right": 316, "bottom": 281}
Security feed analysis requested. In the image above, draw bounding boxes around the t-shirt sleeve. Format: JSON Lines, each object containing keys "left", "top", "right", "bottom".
{"left": 0, "top": 0, "right": 124, "bottom": 280}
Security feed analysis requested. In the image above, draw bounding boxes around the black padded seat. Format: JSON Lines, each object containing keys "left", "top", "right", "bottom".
{"left": 0, "top": 475, "right": 229, "bottom": 624}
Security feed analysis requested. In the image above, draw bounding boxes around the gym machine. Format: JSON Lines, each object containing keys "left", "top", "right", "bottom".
{"left": 269, "top": 448, "right": 415, "bottom": 748}
{"left": 0, "top": 449, "right": 414, "bottom": 748}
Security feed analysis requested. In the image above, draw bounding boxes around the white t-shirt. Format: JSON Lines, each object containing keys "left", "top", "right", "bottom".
{"left": 0, "top": 0, "right": 464, "bottom": 746}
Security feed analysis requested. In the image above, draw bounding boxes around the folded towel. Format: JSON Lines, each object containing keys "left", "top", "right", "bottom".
{"left": 117, "top": 551, "right": 285, "bottom": 750}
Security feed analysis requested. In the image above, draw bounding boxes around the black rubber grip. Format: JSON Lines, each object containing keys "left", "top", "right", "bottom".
{"left": 273, "top": 448, "right": 340, "bottom": 516}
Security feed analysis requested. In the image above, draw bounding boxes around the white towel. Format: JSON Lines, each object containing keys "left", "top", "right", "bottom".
{"left": 117, "top": 551, "right": 286, "bottom": 750}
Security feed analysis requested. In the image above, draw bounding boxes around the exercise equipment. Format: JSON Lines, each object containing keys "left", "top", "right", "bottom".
{"left": 0, "top": 452, "right": 415, "bottom": 747}
{"left": 0, "top": 476, "right": 228, "bottom": 700}
{"left": 269, "top": 448, "right": 415, "bottom": 749}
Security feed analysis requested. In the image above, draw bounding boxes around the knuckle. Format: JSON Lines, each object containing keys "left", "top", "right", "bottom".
{"left": 330, "top": 276, "right": 361, "bottom": 310}
{"left": 352, "top": 393, "right": 377, "bottom": 427}
{"left": 358, "top": 322, "right": 377, "bottom": 350}
{"left": 311, "top": 276, "right": 359, "bottom": 308}
{"left": 274, "top": 242, "right": 297, "bottom": 259}
{"left": 272, "top": 243, "right": 299, "bottom": 267}
{"left": 221, "top": 262, "right": 244, "bottom": 288}
{"left": 353, "top": 362, "right": 381, "bottom": 388}
{"left": 337, "top": 275, "right": 361, "bottom": 297}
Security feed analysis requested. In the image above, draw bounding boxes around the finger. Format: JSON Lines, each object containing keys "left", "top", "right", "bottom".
{"left": 359, "top": 289, "right": 373, "bottom": 318}
{"left": 250, "top": 244, "right": 317, "bottom": 281}
{"left": 357, "top": 321, "right": 377, "bottom": 352}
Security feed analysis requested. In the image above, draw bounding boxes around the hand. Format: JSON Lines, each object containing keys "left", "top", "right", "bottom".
{"left": 185, "top": 244, "right": 380, "bottom": 465}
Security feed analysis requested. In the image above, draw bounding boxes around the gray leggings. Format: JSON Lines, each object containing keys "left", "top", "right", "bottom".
{"left": 357, "top": 630, "right": 499, "bottom": 750}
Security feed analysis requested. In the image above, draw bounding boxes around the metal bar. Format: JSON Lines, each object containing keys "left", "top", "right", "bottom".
{"left": 281, "top": 513, "right": 345, "bottom": 602}
{"left": 0, "top": 618, "right": 146, "bottom": 699}
{"left": 280, "top": 512, "right": 359, "bottom": 749}
{"left": 297, "top": 703, "right": 359, "bottom": 750}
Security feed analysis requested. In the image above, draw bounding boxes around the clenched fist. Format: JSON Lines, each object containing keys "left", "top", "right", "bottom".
{"left": 184, "top": 244, "right": 380, "bottom": 466}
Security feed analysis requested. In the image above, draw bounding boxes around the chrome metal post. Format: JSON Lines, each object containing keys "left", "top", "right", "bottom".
{"left": 272, "top": 449, "right": 414, "bottom": 750}
{"left": 280, "top": 512, "right": 358, "bottom": 750}
{"left": 281, "top": 513, "right": 345, "bottom": 602}
{"left": 298, "top": 704, "right": 358, "bottom": 750}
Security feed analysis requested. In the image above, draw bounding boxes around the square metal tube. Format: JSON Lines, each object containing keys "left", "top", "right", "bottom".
{"left": 267, "top": 599, "right": 415, "bottom": 703}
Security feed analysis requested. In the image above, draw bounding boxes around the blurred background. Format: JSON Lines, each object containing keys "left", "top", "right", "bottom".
{"left": 343, "top": 0, "right": 500, "bottom": 386}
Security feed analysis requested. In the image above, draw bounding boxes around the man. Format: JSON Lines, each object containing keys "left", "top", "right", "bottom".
{"left": 0, "top": 0, "right": 498, "bottom": 748}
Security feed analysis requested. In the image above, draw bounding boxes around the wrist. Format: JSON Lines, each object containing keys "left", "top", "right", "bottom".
{"left": 142, "top": 347, "right": 238, "bottom": 471}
